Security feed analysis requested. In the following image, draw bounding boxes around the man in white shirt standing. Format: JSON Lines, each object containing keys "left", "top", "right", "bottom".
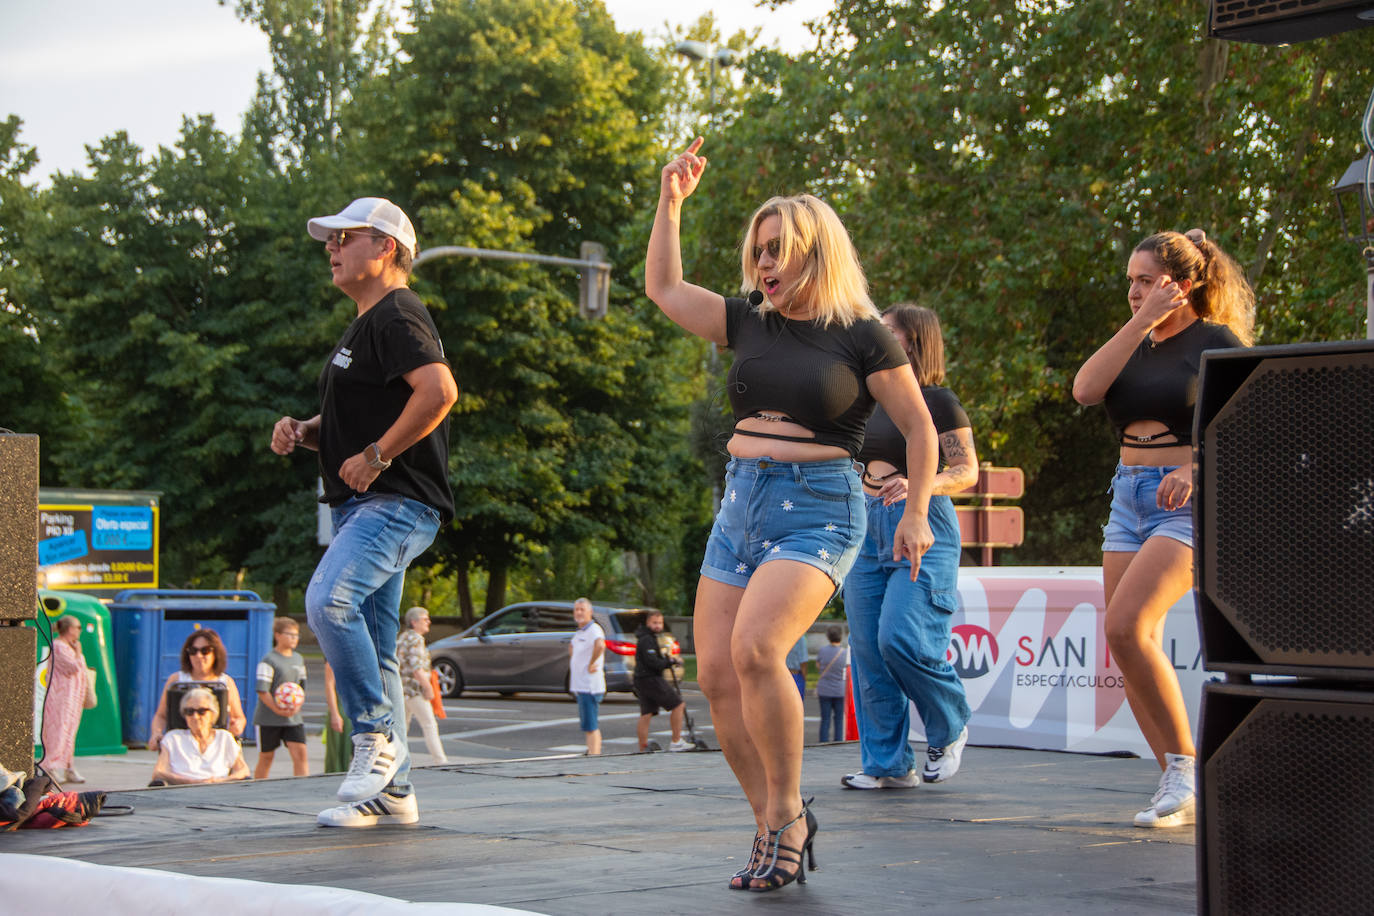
{"left": 568, "top": 598, "right": 606, "bottom": 755}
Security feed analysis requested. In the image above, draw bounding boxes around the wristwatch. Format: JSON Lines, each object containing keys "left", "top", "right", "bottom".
{"left": 365, "top": 442, "right": 391, "bottom": 471}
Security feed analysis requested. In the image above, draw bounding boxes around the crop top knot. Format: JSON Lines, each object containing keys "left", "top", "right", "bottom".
{"left": 723, "top": 295, "right": 909, "bottom": 458}
{"left": 1101, "top": 320, "right": 1244, "bottom": 448}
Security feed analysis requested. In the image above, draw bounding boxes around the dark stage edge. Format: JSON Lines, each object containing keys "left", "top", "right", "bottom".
{"left": 9, "top": 743, "right": 1195, "bottom": 914}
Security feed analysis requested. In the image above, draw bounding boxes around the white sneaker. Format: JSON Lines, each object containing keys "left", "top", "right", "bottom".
{"left": 841, "top": 769, "right": 919, "bottom": 789}
{"left": 1152, "top": 753, "right": 1196, "bottom": 816}
{"left": 922, "top": 725, "right": 969, "bottom": 783}
{"left": 667, "top": 738, "right": 693, "bottom": 752}
{"left": 1134, "top": 797, "right": 1196, "bottom": 828}
{"left": 63, "top": 768, "right": 86, "bottom": 784}
{"left": 337, "top": 731, "right": 402, "bottom": 802}
{"left": 318, "top": 791, "right": 419, "bottom": 828}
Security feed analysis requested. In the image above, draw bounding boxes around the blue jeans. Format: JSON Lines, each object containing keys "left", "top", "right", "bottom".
{"left": 306, "top": 493, "right": 440, "bottom": 796}
{"left": 843, "top": 494, "right": 970, "bottom": 777}
{"left": 818, "top": 695, "right": 845, "bottom": 742}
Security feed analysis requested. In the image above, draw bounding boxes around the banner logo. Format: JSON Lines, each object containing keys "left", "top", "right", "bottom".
{"left": 949, "top": 624, "right": 998, "bottom": 678}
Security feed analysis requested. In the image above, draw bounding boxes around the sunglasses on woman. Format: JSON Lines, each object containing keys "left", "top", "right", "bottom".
{"left": 188, "top": 645, "right": 214, "bottom": 656}
{"left": 183, "top": 708, "right": 214, "bottom": 716}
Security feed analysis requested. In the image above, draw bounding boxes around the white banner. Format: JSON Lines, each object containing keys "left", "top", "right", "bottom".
{"left": 905, "top": 566, "right": 1207, "bottom": 757}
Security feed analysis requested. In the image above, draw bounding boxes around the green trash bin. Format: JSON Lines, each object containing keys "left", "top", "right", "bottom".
{"left": 30, "top": 590, "right": 126, "bottom": 757}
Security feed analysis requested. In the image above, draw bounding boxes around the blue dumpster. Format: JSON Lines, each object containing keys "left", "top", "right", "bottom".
{"left": 108, "top": 589, "right": 276, "bottom": 745}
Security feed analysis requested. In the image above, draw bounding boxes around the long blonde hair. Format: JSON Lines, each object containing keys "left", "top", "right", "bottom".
{"left": 1134, "top": 230, "right": 1255, "bottom": 345}
{"left": 739, "top": 194, "right": 877, "bottom": 328}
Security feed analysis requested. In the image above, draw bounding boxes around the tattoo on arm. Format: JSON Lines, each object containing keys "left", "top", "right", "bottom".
{"left": 939, "top": 431, "right": 969, "bottom": 461}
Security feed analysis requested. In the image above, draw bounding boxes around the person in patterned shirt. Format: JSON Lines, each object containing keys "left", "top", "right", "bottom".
{"left": 397, "top": 606, "right": 448, "bottom": 764}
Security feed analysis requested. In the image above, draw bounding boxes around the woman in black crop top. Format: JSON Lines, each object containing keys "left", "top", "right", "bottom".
{"left": 842, "top": 305, "right": 978, "bottom": 791}
{"left": 645, "top": 137, "right": 940, "bottom": 892}
{"left": 1073, "top": 229, "right": 1253, "bottom": 830}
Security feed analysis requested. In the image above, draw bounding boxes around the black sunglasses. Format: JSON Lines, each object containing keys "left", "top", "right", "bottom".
{"left": 188, "top": 645, "right": 214, "bottom": 656}
{"left": 752, "top": 238, "right": 782, "bottom": 263}
{"left": 182, "top": 707, "right": 213, "bottom": 716}
{"left": 326, "top": 228, "right": 385, "bottom": 247}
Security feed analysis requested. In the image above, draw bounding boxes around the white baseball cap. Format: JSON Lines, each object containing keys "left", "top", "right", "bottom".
{"left": 307, "top": 197, "right": 417, "bottom": 258}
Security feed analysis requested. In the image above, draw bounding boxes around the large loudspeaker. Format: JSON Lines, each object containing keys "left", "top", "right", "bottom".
{"left": 0, "top": 434, "right": 39, "bottom": 622}
{"left": 1198, "top": 680, "right": 1374, "bottom": 915}
{"left": 1194, "top": 340, "right": 1374, "bottom": 677}
{"left": 1209, "top": 0, "right": 1374, "bottom": 44}
{"left": 0, "top": 627, "right": 36, "bottom": 778}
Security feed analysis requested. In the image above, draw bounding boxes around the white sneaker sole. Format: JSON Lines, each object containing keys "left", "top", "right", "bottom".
{"left": 1134, "top": 801, "right": 1196, "bottom": 828}
{"left": 318, "top": 796, "right": 419, "bottom": 828}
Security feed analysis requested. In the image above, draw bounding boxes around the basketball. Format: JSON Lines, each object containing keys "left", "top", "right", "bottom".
{"left": 274, "top": 681, "right": 305, "bottom": 712}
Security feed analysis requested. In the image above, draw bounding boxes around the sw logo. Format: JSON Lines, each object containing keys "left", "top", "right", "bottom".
{"left": 949, "top": 624, "right": 998, "bottom": 678}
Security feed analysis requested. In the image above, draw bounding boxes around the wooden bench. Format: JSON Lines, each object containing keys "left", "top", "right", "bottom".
{"left": 953, "top": 464, "right": 1024, "bottom": 565}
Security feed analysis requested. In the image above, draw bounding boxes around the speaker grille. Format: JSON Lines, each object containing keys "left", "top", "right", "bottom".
{"left": 1207, "top": 698, "right": 1374, "bottom": 914}
{"left": 1207, "top": 353, "right": 1374, "bottom": 666}
{"left": 1213, "top": 0, "right": 1359, "bottom": 26}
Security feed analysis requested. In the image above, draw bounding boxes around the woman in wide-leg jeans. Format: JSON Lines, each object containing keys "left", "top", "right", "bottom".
{"left": 843, "top": 306, "right": 978, "bottom": 788}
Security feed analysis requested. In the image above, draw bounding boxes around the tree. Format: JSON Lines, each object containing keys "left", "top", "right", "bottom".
{"left": 690, "top": 1, "right": 1373, "bottom": 563}
{"left": 0, "top": 116, "right": 84, "bottom": 481}
{"left": 330, "top": 0, "right": 704, "bottom": 616}
{"left": 25, "top": 118, "right": 330, "bottom": 585}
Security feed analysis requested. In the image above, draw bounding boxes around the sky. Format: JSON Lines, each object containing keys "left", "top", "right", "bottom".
{"left": 0, "top": 0, "right": 835, "bottom": 182}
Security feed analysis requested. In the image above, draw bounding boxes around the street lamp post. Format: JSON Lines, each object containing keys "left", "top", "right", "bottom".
{"left": 673, "top": 40, "right": 741, "bottom": 121}
{"left": 1332, "top": 85, "right": 1374, "bottom": 339}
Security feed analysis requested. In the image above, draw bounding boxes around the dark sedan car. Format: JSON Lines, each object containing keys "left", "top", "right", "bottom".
{"left": 427, "top": 601, "right": 678, "bottom": 698}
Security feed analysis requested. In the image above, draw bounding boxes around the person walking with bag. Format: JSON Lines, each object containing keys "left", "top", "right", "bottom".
{"left": 40, "top": 615, "right": 89, "bottom": 785}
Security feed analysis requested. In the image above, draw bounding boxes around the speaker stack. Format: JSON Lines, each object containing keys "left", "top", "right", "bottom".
{"left": 1209, "top": 0, "right": 1374, "bottom": 44}
{"left": 1193, "top": 340, "right": 1374, "bottom": 915}
{"left": 0, "top": 434, "right": 39, "bottom": 779}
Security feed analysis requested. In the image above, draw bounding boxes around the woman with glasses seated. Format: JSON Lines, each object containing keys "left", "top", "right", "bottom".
{"left": 151, "top": 686, "right": 250, "bottom": 785}
{"left": 146, "top": 629, "right": 247, "bottom": 750}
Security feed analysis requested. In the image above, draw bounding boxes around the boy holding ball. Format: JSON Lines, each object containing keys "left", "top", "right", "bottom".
{"left": 254, "top": 617, "right": 309, "bottom": 778}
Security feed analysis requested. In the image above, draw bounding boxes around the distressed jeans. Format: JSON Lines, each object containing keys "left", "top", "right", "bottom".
{"left": 843, "top": 493, "right": 970, "bottom": 777}
{"left": 306, "top": 492, "right": 439, "bottom": 796}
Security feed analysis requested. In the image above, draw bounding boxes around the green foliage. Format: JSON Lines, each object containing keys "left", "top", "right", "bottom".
{"left": 0, "top": 117, "right": 85, "bottom": 479}
{"left": 692, "top": 1, "right": 1372, "bottom": 563}
{"left": 25, "top": 119, "right": 326, "bottom": 584}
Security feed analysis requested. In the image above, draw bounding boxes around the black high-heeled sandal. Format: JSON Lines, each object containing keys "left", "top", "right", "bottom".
{"left": 749, "top": 800, "right": 819, "bottom": 892}
{"left": 728, "top": 830, "right": 766, "bottom": 890}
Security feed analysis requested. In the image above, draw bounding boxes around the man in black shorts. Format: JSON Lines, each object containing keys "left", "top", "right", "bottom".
{"left": 634, "top": 611, "right": 691, "bottom": 752}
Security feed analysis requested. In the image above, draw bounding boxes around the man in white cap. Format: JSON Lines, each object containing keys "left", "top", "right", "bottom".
{"left": 270, "top": 197, "right": 458, "bottom": 827}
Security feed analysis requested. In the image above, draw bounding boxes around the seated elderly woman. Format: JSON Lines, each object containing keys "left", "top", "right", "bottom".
{"left": 150, "top": 686, "right": 251, "bottom": 786}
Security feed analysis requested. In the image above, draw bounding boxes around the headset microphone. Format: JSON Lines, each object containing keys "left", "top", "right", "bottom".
{"left": 748, "top": 290, "right": 764, "bottom": 306}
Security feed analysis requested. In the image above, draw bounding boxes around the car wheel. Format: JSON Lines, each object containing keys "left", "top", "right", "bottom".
{"left": 433, "top": 658, "right": 463, "bottom": 698}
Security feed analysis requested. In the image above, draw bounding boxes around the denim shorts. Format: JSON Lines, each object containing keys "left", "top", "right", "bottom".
{"left": 700, "top": 456, "right": 865, "bottom": 589}
{"left": 575, "top": 692, "right": 604, "bottom": 732}
{"left": 1101, "top": 464, "right": 1194, "bottom": 551}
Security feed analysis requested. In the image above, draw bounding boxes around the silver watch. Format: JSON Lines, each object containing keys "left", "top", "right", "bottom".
{"left": 365, "top": 442, "right": 391, "bottom": 470}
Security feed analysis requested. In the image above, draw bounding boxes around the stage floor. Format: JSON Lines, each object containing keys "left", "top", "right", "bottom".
{"left": 10, "top": 743, "right": 1196, "bottom": 914}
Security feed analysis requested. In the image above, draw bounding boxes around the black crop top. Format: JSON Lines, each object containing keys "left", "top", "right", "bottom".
{"left": 1102, "top": 320, "right": 1243, "bottom": 448}
{"left": 724, "top": 295, "right": 908, "bottom": 458}
{"left": 859, "top": 386, "right": 970, "bottom": 475}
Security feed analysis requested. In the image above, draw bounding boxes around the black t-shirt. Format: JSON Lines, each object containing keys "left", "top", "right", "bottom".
{"left": 1102, "top": 320, "right": 1243, "bottom": 448}
{"left": 858, "top": 386, "right": 970, "bottom": 475}
{"left": 317, "top": 288, "right": 455, "bottom": 524}
{"left": 724, "top": 296, "right": 908, "bottom": 457}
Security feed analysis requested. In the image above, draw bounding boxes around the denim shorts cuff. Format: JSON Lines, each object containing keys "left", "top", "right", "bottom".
{"left": 763, "top": 551, "right": 846, "bottom": 588}
{"left": 699, "top": 564, "right": 750, "bottom": 589}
